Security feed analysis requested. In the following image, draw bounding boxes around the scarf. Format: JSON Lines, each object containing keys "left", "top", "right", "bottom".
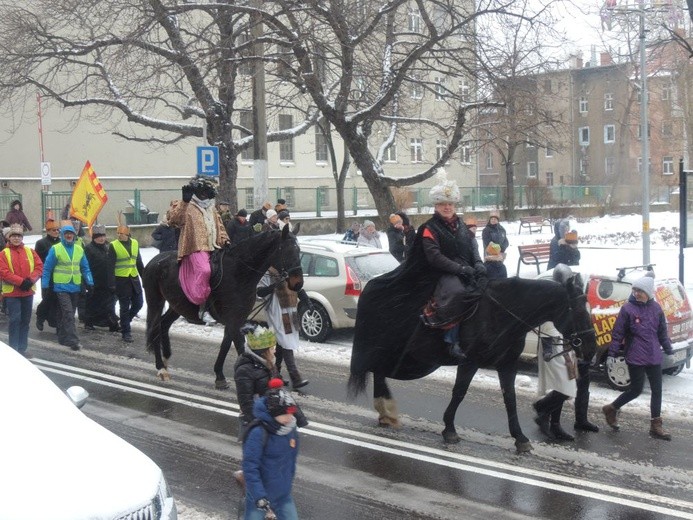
{"left": 191, "top": 196, "right": 218, "bottom": 249}
{"left": 275, "top": 416, "right": 297, "bottom": 436}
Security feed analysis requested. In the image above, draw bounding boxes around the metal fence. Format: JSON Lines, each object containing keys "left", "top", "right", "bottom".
{"left": 0, "top": 192, "right": 22, "bottom": 222}
{"left": 38, "top": 183, "right": 675, "bottom": 226}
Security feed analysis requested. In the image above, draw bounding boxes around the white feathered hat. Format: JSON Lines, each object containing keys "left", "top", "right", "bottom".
{"left": 429, "top": 168, "right": 460, "bottom": 204}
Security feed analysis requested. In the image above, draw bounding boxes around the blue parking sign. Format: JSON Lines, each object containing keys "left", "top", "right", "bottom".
{"left": 197, "top": 146, "right": 220, "bottom": 176}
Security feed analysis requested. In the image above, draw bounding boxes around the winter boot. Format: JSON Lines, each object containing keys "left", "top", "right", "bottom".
{"left": 649, "top": 417, "right": 672, "bottom": 441}
{"left": 374, "top": 397, "right": 401, "bottom": 429}
{"left": 282, "top": 348, "right": 309, "bottom": 389}
{"left": 574, "top": 391, "right": 600, "bottom": 432}
{"left": 602, "top": 404, "right": 620, "bottom": 430}
{"left": 547, "top": 398, "right": 574, "bottom": 441}
{"left": 533, "top": 391, "right": 562, "bottom": 439}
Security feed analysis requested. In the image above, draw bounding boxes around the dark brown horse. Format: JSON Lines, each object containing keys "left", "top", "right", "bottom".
{"left": 143, "top": 226, "right": 303, "bottom": 388}
{"left": 348, "top": 266, "right": 596, "bottom": 453}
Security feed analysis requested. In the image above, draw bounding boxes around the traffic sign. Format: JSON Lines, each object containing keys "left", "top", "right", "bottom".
{"left": 197, "top": 146, "right": 220, "bottom": 176}
{"left": 40, "top": 162, "right": 52, "bottom": 186}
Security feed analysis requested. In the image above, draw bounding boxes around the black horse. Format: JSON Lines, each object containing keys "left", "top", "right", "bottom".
{"left": 348, "top": 267, "right": 596, "bottom": 453}
{"left": 142, "top": 226, "right": 303, "bottom": 389}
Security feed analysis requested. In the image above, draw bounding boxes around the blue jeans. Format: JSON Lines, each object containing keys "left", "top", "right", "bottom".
{"left": 244, "top": 495, "right": 298, "bottom": 520}
{"left": 6, "top": 295, "right": 34, "bottom": 353}
{"left": 612, "top": 364, "right": 663, "bottom": 418}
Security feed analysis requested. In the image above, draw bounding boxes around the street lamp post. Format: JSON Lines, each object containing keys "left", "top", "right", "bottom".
{"left": 639, "top": 0, "right": 651, "bottom": 265}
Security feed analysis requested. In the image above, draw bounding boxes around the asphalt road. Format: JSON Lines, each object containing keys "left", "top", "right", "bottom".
{"left": 4, "top": 318, "right": 693, "bottom": 519}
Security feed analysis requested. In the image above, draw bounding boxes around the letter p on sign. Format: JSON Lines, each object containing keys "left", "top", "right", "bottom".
{"left": 197, "top": 146, "right": 220, "bottom": 176}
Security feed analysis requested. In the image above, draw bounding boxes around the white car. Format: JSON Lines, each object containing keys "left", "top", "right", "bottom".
{"left": 0, "top": 343, "right": 177, "bottom": 520}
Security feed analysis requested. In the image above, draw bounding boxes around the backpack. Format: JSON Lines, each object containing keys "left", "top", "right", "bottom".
{"left": 240, "top": 418, "right": 269, "bottom": 447}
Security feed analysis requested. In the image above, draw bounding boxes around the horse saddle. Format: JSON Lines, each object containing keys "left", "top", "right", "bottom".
{"left": 421, "top": 274, "right": 481, "bottom": 329}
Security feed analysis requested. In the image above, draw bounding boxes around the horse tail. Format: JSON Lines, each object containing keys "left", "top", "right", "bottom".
{"left": 347, "top": 370, "right": 368, "bottom": 400}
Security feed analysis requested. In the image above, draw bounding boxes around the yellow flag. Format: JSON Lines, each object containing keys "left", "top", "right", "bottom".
{"left": 70, "top": 161, "right": 108, "bottom": 228}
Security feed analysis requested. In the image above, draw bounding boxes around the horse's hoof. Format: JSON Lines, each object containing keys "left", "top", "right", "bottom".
{"left": 157, "top": 369, "right": 170, "bottom": 381}
{"left": 515, "top": 440, "right": 533, "bottom": 453}
{"left": 442, "top": 430, "right": 460, "bottom": 444}
{"left": 215, "top": 379, "right": 229, "bottom": 390}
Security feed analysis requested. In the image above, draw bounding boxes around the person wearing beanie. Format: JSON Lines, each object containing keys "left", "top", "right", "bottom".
{"left": 34, "top": 219, "right": 62, "bottom": 331}
{"left": 261, "top": 209, "right": 280, "bottom": 232}
{"left": 41, "top": 223, "right": 94, "bottom": 350}
{"left": 0, "top": 219, "right": 9, "bottom": 250}
{"left": 386, "top": 213, "right": 406, "bottom": 262}
{"left": 602, "top": 272, "right": 675, "bottom": 440}
{"left": 150, "top": 218, "right": 179, "bottom": 253}
{"left": 395, "top": 211, "right": 416, "bottom": 259}
{"left": 226, "top": 208, "right": 254, "bottom": 245}
{"left": 4, "top": 199, "right": 32, "bottom": 232}
{"left": 277, "top": 210, "right": 292, "bottom": 232}
{"left": 249, "top": 201, "right": 272, "bottom": 231}
{"left": 109, "top": 224, "right": 145, "bottom": 343}
{"left": 0, "top": 224, "right": 43, "bottom": 358}
{"left": 481, "top": 210, "right": 509, "bottom": 280}
{"left": 552, "top": 229, "right": 580, "bottom": 267}
{"left": 241, "top": 378, "right": 301, "bottom": 520}
{"left": 82, "top": 225, "right": 120, "bottom": 333}
{"left": 462, "top": 215, "right": 478, "bottom": 240}
{"left": 547, "top": 218, "right": 571, "bottom": 269}
{"left": 357, "top": 219, "right": 382, "bottom": 248}
{"left": 257, "top": 267, "right": 312, "bottom": 390}
{"left": 167, "top": 175, "right": 229, "bottom": 324}
{"left": 274, "top": 198, "right": 287, "bottom": 213}
{"left": 342, "top": 221, "right": 360, "bottom": 243}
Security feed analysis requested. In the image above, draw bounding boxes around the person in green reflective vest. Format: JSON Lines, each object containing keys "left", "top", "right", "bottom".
{"left": 41, "top": 223, "right": 93, "bottom": 351}
{"left": 109, "top": 224, "right": 144, "bottom": 343}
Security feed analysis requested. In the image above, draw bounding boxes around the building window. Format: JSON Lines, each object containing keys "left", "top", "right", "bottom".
{"left": 662, "top": 121, "right": 673, "bottom": 137}
{"left": 352, "top": 76, "right": 366, "bottom": 100}
{"left": 436, "top": 139, "right": 448, "bottom": 163}
{"left": 410, "top": 138, "right": 423, "bottom": 163}
{"left": 527, "top": 161, "right": 537, "bottom": 178}
{"left": 315, "top": 123, "right": 328, "bottom": 163}
{"left": 579, "top": 96, "right": 588, "bottom": 113}
{"left": 545, "top": 144, "right": 554, "bottom": 158}
{"left": 383, "top": 143, "right": 397, "bottom": 163}
{"left": 459, "top": 79, "right": 471, "bottom": 102}
{"left": 637, "top": 123, "right": 651, "bottom": 140}
{"left": 408, "top": 8, "right": 422, "bottom": 33}
{"left": 637, "top": 90, "right": 649, "bottom": 103}
{"left": 276, "top": 43, "right": 292, "bottom": 79}
{"left": 544, "top": 79, "right": 552, "bottom": 93}
{"left": 435, "top": 76, "right": 446, "bottom": 100}
{"left": 245, "top": 189, "right": 254, "bottom": 209}
{"left": 604, "top": 92, "right": 613, "bottom": 111}
{"left": 662, "top": 83, "right": 671, "bottom": 101}
{"left": 410, "top": 75, "right": 423, "bottom": 100}
{"left": 637, "top": 157, "right": 652, "bottom": 174}
{"left": 663, "top": 156, "right": 674, "bottom": 175}
{"left": 278, "top": 114, "right": 294, "bottom": 162}
{"left": 605, "top": 157, "right": 615, "bottom": 177}
{"left": 460, "top": 144, "right": 471, "bottom": 164}
{"left": 579, "top": 158, "right": 588, "bottom": 177}
{"left": 485, "top": 151, "right": 494, "bottom": 170}
{"left": 578, "top": 127, "right": 590, "bottom": 145}
{"left": 604, "top": 124, "right": 615, "bottom": 144}
{"left": 546, "top": 171, "right": 554, "bottom": 186}
{"left": 236, "top": 33, "right": 253, "bottom": 76}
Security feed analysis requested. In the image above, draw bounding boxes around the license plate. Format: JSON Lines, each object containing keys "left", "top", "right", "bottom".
{"left": 671, "top": 350, "right": 687, "bottom": 363}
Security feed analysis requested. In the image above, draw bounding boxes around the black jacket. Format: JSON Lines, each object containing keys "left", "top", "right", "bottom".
{"left": 386, "top": 225, "right": 406, "bottom": 262}
{"left": 151, "top": 224, "right": 179, "bottom": 252}
{"left": 226, "top": 217, "right": 254, "bottom": 245}
{"left": 84, "top": 240, "right": 116, "bottom": 289}
{"left": 481, "top": 222, "right": 509, "bottom": 253}
{"left": 34, "top": 235, "right": 61, "bottom": 262}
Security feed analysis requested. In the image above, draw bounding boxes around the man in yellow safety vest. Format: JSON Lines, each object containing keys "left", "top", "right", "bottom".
{"left": 109, "top": 224, "right": 144, "bottom": 343}
{"left": 41, "top": 223, "right": 93, "bottom": 350}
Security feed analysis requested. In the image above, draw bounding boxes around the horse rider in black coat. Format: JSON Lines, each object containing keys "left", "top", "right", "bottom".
{"left": 226, "top": 209, "right": 254, "bottom": 245}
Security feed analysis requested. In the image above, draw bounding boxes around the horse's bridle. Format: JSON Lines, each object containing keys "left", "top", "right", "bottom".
{"left": 486, "top": 290, "right": 594, "bottom": 359}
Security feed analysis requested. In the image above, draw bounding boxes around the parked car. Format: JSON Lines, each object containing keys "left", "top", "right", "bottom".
{"left": 0, "top": 343, "right": 178, "bottom": 520}
{"left": 522, "top": 266, "right": 693, "bottom": 390}
{"left": 253, "top": 238, "right": 399, "bottom": 342}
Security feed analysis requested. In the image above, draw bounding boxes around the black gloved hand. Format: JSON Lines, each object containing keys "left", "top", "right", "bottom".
{"left": 474, "top": 263, "right": 487, "bottom": 277}
{"left": 458, "top": 265, "right": 475, "bottom": 280}
{"left": 256, "top": 283, "right": 277, "bottom": 298}
{"left": 19, "top": 278, "right": 33, "bottom": 291}
{"left": 181, "top": 185, "right": 194, "bottom": 203}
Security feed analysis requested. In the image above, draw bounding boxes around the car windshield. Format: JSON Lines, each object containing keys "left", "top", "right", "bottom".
{"left": 346, "top": 253, "right": 398, "bottom": 282}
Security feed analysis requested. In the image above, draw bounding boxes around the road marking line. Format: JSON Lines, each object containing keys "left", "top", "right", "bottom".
{"left": 37, "top": 360, "right": 693, "bottom": 518}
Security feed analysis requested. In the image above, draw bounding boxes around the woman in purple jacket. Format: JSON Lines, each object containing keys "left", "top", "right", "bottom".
{"left": 601, "top": 273, "right": 674, "bottom": 440}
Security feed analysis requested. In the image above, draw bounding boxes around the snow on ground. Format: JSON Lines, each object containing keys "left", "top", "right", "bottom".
{"left": 20, "top": 211, "right": 693, "bottom": 421}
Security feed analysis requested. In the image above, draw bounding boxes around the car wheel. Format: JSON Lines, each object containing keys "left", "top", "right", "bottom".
{"left": 299, "top": 302, "right": 332, "bottom": 342}
{"left": 663, "top": 364, "right": 684, "bottom": 376}
{"left": 606, "top": 355, "right": 631, "bottom": 391}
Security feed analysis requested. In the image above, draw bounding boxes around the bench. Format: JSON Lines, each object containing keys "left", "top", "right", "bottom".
{"left": 518, "top": 216, "right": 551, "bottom": 234}
{"left": 516, "top": 243, "right": 552, "bottom": 276}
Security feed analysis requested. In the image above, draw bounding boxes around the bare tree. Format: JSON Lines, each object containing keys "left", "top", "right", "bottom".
{"left": 0, "top": 0, "right": 317, "bottom": 211}
{"left": 257, "top": 0, "right": 559, "bottom": 218}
